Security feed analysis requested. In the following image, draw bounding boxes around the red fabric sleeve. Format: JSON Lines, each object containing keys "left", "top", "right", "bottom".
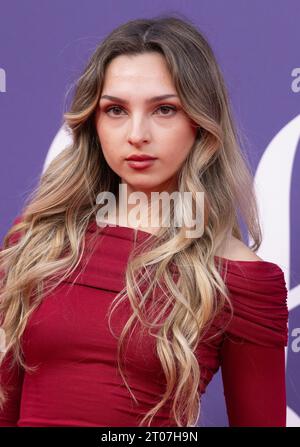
{"left": 220, "top": 335, "right": 286, "bottom": 426}
{"left": 0, "top": 349, "right": 25, "bottom": 426}
{"left": 216, "top": 257, "right": 289, "bottom": 427}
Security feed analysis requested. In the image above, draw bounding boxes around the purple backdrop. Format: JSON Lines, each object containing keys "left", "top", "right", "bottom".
{"left": 0, "top": 0, "right": 299, "bottom": 426}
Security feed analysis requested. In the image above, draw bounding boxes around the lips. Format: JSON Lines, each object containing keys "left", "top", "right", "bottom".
{"left": 126, "top": 154, "right": 157, "bottom": 161}
{"left": 126, "top": 158, "right": 157, "bottom": 170}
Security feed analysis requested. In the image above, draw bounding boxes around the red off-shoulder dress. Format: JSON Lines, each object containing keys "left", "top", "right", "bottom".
{"left": 0, "top": 217, "right": 289, "bottom": 427}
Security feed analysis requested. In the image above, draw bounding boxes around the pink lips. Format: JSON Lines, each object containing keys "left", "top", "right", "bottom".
{"left": 126, "top": 159, "right": 157, "bottom": 169}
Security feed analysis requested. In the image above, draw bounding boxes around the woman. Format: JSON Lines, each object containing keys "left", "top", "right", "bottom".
{"left": 0, "top": 16, "right": 288, "bottom": 427}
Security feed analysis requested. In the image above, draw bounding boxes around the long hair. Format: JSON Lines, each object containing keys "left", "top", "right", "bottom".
{"left": 0, "top": 14, "right": 262, "bottom": 426}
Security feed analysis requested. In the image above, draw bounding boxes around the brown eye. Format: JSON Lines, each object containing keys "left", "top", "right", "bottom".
{"left": 105, "top": 106, "right": 124, "bottom": 116}
{"left": 155, "top": 105, "right": 177, "bottom": 116}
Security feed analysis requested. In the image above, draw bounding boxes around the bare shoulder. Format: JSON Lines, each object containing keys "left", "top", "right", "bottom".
{"left": 217, "top": 235, "right": 264, "bottom": 262}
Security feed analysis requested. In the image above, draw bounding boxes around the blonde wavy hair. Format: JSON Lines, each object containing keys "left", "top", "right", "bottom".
{"left": 0, "top": 14, "right": 262, "bottom": 427}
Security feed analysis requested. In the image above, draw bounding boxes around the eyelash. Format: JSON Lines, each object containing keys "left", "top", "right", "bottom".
{"left": 104, "top": 104, "right": 177, "bottom": 117}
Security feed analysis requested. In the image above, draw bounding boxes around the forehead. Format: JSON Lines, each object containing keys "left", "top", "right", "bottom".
{"left": 103, "top": 53, "right": 174, "bottom": 87}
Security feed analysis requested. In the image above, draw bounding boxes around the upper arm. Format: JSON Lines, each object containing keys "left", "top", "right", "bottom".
{"left": 0, "top": 349, "right": 25, "bottom": 426}
{"left": 220, "top": 335, "right": 286, "bottom": 427}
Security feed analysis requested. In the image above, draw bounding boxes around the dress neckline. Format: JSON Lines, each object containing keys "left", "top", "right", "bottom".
{"left": 87, "top": 219, "right": 282, "bottom": 271}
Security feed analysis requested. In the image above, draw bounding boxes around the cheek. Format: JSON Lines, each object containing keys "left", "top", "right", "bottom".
{"left": 96, "top": 122, "right": 120, "bottom": 161}
{"left": 164, "top": 124, "right": 196, "bottom": 163}
{"left": 96, "top": 120, "right": 110, "bottom": 146}
{"left": 100, "top": 145, "right": 120, "bottom": 168}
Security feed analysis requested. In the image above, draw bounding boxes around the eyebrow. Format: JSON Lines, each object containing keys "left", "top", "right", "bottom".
{"left": 99, "top": 94, "right": 179, "bottom": 104}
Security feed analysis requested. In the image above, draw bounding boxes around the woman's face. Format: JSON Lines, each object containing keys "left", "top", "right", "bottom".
{"left": 94, "top": 52, "right": 197, "bottom": 199}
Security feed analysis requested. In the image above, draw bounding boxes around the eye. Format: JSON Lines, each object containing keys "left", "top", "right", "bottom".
{"left": 105, "top": 105, "right": 125, "bottom": 116}
{"left": 104, "top": 104, "right": 177, "bottom": 117}
{"left": 155, "top": 105, "right": 177, "bottom": 116}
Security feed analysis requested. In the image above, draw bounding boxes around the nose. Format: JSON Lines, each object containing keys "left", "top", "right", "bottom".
{"left": 127, "top": 116, "right": 150, "bottom": 146}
